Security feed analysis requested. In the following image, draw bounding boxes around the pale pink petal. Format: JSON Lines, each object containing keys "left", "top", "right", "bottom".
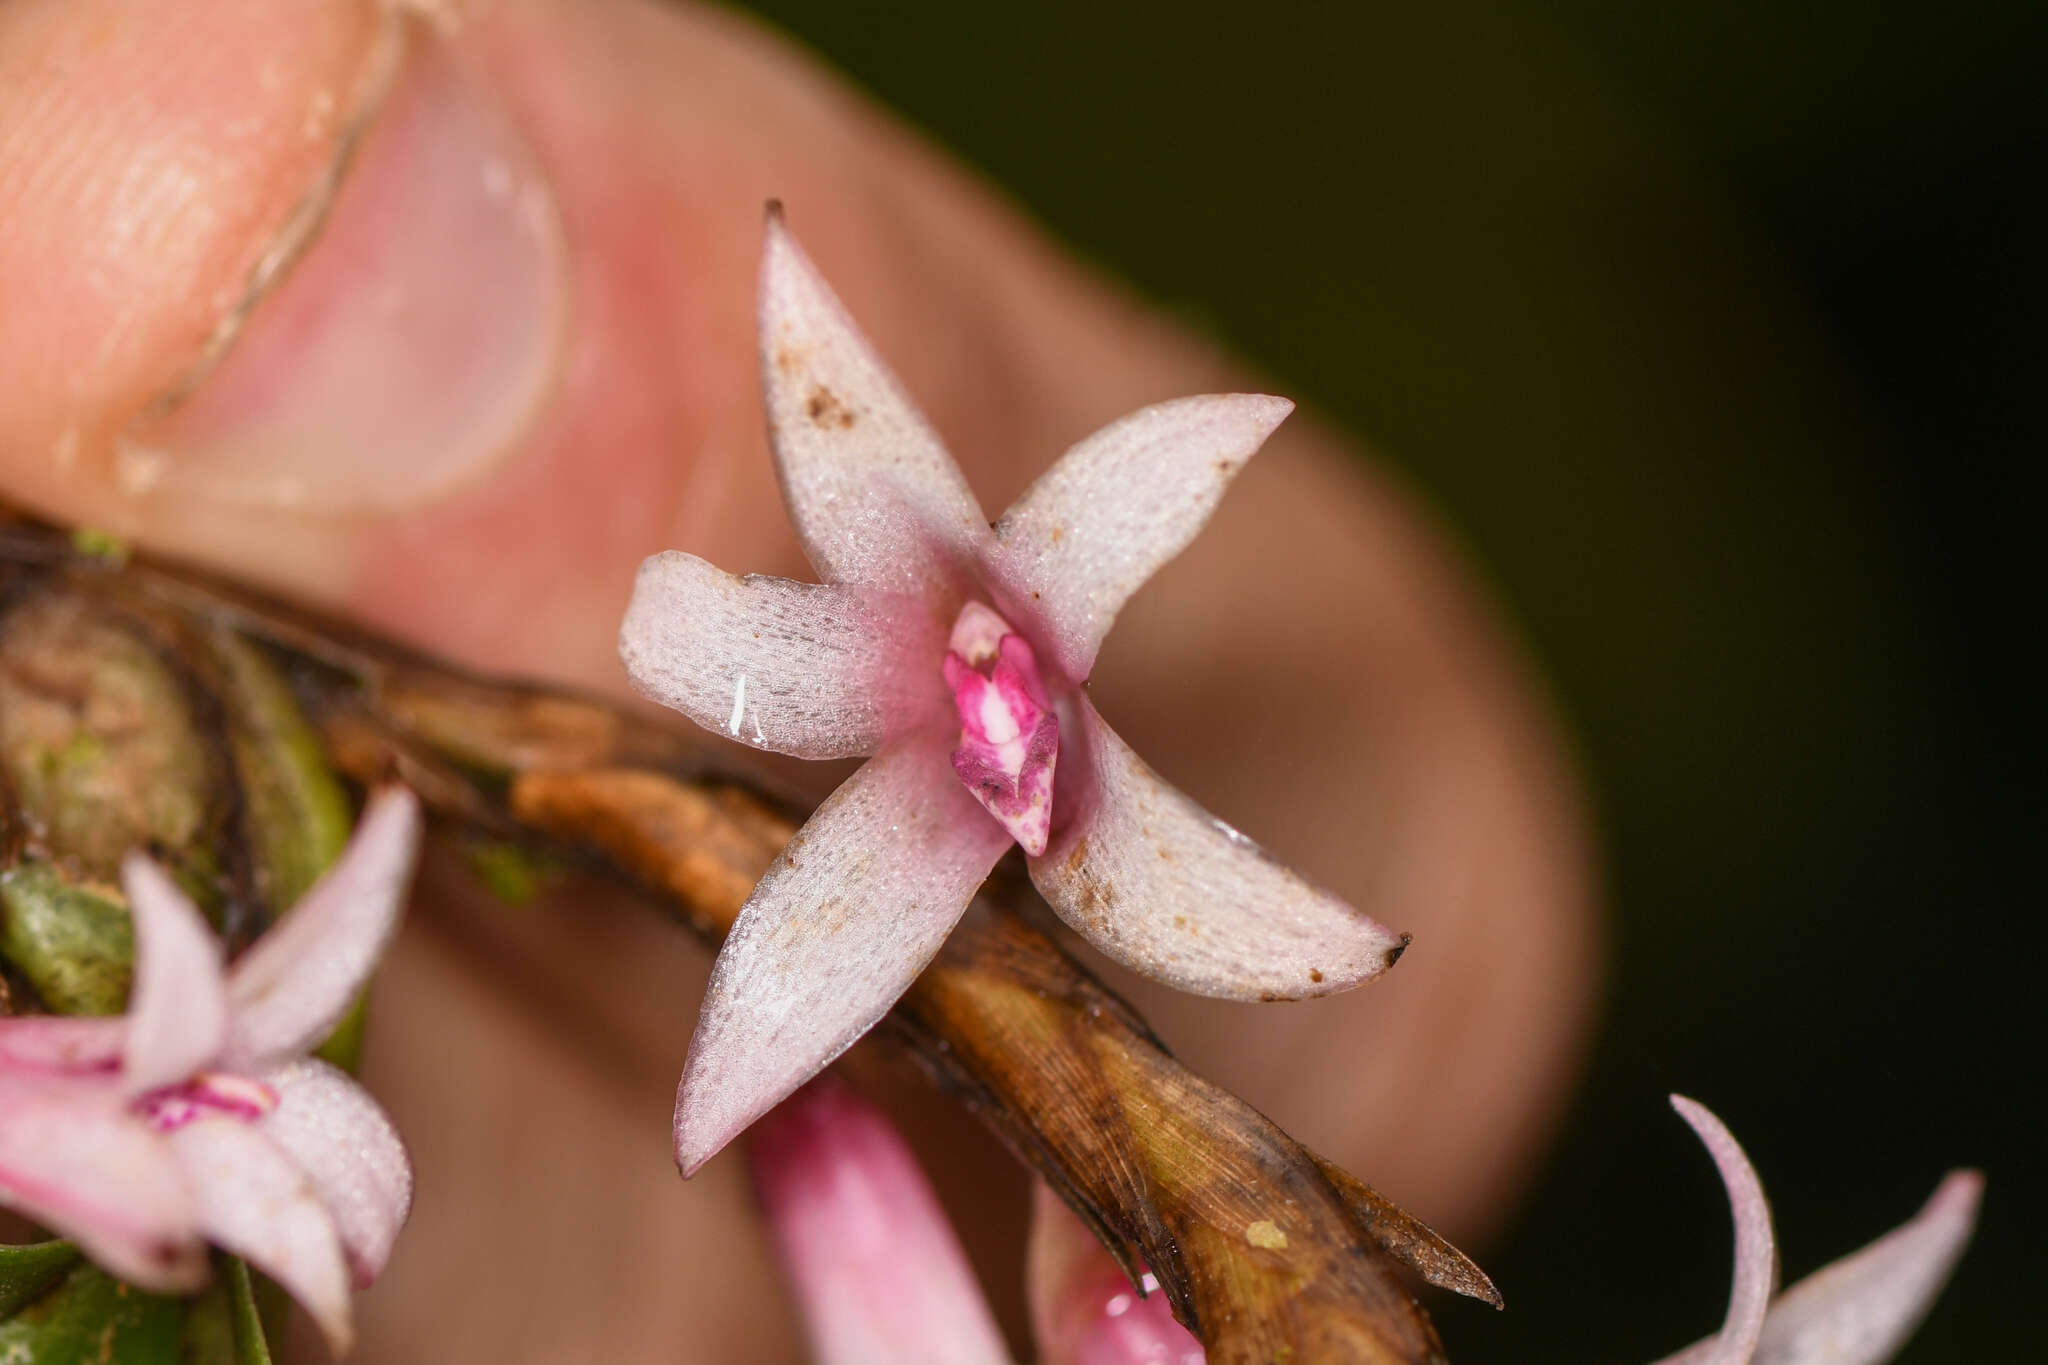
{"left": 1751, "top": 1170, "right": 1981, "bottom": 1365}
{"left": 748, "top": 1077, "right": 1011, "bottom": 1365}
{"left": 166, "top": 1116, "right": 354, "bottom": 1355}
{"left": 990, "top": 394, "right": 1294, "bottom": 681}
{"left": 1653, "top": 1096, "right": 1779, "bottom": 1365}
{"left": 0, "top": 1071, "right": 207, "bottom": 1292}
{"left": 0, "top": 1014, "right": 126, "bottom": 1076}
{"left": 222, "top": 787, "right": 421, "bottom": 1068}
{"left": 258, "top": 1058, "right": 414, "bottom": 1288}
{"left": 1028, "top": 698, "right": 1408, "bottom": 1000}
{"left": 758, "top": 208, "right": 993, "bottom": 594}
{"left": 116, "top": 853, "right": 230, "bottom": 1095}
{"left": 1027, "top": 1183, "right": 1204, "bottom": 1365}
{"left": 673, "top": 734, "right": 1011, "bottom": 1173}
{"left": 619, "top": 551, "right": 947, "bottom": 759}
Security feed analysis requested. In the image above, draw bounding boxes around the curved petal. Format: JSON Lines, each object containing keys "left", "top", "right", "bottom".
{"left": 1028, "top": 698, "right": 1409, "bottom": 1000}
{"left": 259, "top": 1058, "right": 414, "bottom": 1288}
{"left": 758, "top": 207, "right": 993, "bottom": 594}
{"left": 1028, "top": 1182, "right": 1204, "bottom": 1365}
{"left": 619, "top": 551, "right": 947, "bottom": 759}
{"left": 749, "top": 1078, "right": 1011, "bottom": 1365}
{"left": 223, "top": 787, "right": 421, "bottom": 1068}
{"left": 673, "top": 733, "right": 1010, "bottom": 1174}
{"left": 1653, "top": 1096, "right": 1778, "bottom": 1365}
{"left": 1752, "top": 1170, "right": 1981, "bottom": 1365}
{"left": 116, "top": 854, "right": 229, "bottom": 1095}
{"left": 0, "top": 1071, "right": 206, "bottom": 1292}
{"left": 0, "top": 1014, "right": 126, "bottom": 1077}
{"left": 165, "top": 1117, "right": 354, "bottom": 1355}
{"left": 991, "top": 394, "right": 1294, "bottom": 681}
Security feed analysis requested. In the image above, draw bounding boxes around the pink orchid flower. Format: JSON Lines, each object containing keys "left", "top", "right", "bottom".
{"left": 752, "top": 1086, "right": 1980, "bottom": 1365}
{"left": 750, "top": 1076, "right": 1202, "bottom": 1365}
{"left": 0, "top": 788, "right": 422, "bottom": 1355}
{"left": 1650, "top": 1096, "right": 1980, "bottom": 1365}
{"left": 620, "top": 209, "right": 1410, "bottom": 1172}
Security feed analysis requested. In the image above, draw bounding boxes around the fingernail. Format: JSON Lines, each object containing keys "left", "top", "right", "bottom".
{"left": 123, "top": 21, "right": 565, "bottom": 513}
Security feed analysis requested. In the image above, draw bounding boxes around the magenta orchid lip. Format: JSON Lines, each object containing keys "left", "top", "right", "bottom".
{"left": 618, "top": 206, "right": 1411, "bottom": 1176}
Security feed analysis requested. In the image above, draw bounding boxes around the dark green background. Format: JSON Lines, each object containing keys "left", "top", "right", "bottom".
{"left": 733, "top": 2, "right": 2039, "bottom": 1359}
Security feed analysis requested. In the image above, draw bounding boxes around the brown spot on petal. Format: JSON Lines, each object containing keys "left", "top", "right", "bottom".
{"left": 1309, "top": 967, "right": 1324, "bottom": 983}
{"left": 805, "top": 384, "right": 856, "bottom": 428}
{"left": 1385, "top": 933, "right": 1412, "bottom": 968}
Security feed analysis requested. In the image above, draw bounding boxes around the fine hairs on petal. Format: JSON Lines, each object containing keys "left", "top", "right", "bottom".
{"left": 223, "top": 786, "right": 422, "bottom": 1067}
{"left": 673, "top": 733, "right": 1012, "bottom": 1173}
{"left": 1029, "top": 697, "right": 1409, "bottom": 1000}
{"left": 166, "top": 1117, "right": 356, "bottom": 1355}
{"left": 260, "top": 1058, "right": 415, "bottom": 1288}
{"left": 619, "top": 551, "right": 947, "bottom": 760}
{"left": 114, "top": 854, "right": 230, "bottom": 1096}
{"left": 758, "top": 206, "right": 994, "bottom": 594}
{"left": 992, "top": 393, "right": 1295, "bottom": 682}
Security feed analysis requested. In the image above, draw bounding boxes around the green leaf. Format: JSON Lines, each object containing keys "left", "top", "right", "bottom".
{"left": 0, "top": 863, "right": 133, "bottom": 1015}
{"left": 461, "top": 837, "right": 559, "bottom": 907}
{"left": 0, "top": 1262, "right": 183, "bottom": 1365}
{"left": 224, "top": 1260, "right": 272, "bottom": 1365}
{"left": 176, "top": 1277, "right": 236, "bottom": 1365}
{"left": 0, "top": 1240, "right": 80, "bottom": 1318}
{"left": 210, "top": 632, "right": 350, "bottom": 912}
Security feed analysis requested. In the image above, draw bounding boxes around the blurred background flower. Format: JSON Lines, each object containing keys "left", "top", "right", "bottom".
{"left": 729, "top": 1, "right": 2039, "bottom": 1358}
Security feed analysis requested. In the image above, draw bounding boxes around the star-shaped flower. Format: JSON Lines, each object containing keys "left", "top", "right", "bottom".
{"left": 0, "top": 789, "right": 422, "bottom": 1355}
{"left": 1649, "top": 1095, "right": 1980, "bottom": 1365}
{"left": 620, "top": 209, "right": 1411, "bottom": 1172}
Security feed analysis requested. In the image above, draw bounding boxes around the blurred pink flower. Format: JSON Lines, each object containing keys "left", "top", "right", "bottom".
{"left": 749, "top": 1077, "right": 1200, "bottom": 1365}
{"left": 0, "top": 789, "right": 422, "bottom": 1355}
{"left": 621, "top": 209, "right": 1410, "bottom": 1172}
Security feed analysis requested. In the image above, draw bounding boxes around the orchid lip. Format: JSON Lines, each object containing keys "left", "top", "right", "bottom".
{"left": 943, "top": 600, "right": 1059, "bottom": 856}
{"left": 137, "top": 1072, "right": 282, "bottom": 1132}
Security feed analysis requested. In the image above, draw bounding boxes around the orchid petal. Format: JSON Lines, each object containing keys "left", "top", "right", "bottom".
{"left": 115, "top": 854, "right": 229, "bottom": 1096}
{"left": 222, "top": 787, "right": 421, "bottom": 1069}
{"left": 620, "top": 551, "right": 946, "bottom": 759}
{"left": 749, "top": 1077, "right": 1011, "bottom": 1365}
{"left": 0, "top": 1072, "right": 206, "bottom": 1292}
{"left": 1751, "top": 1170, "right": 1981, "bottom": 1365}
{"left": 1028, "top": 1182, "right": 1204, "bottom": 1365}
{"left": 1028, "top": 698, "right": 1409, "bottom": 1000}
{"left": 674, "top": 733, "right": 1011, "bottom": 1173}
{"left": 166, "top": 1117, "right": 354, "bottom": 1355}
{"left": 0, "top": 1014, "right": 126, "bottom": 1077}
{"left": 758, "top": 208, "right": 993, "bottom": 594}
{"left": 1653, "top": 1096, "right": 1778, "bottom": 1365}
{"left": 992, "top": 394, "right": 1294, "bottom": 681}
{"left": 259, "top": 1058, "right": 414, "bottom": 1288}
